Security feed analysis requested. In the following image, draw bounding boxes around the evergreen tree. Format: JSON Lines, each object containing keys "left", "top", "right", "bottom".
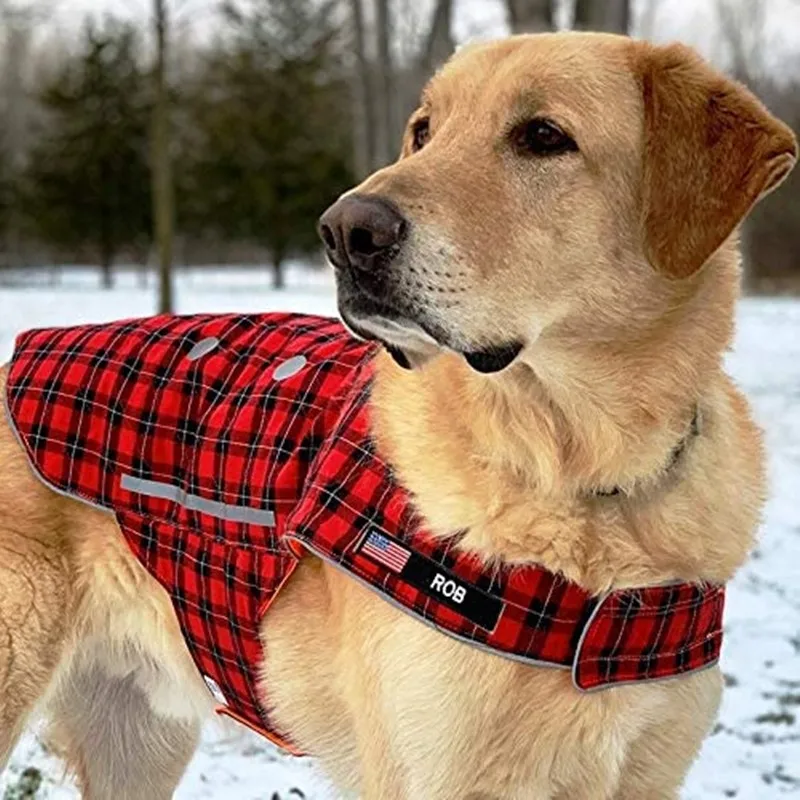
{"left": 22, "top": 19, "right": 151, "bottom": 288}
{"left": 182, "top": 0, "right": 352, "bottom": 289}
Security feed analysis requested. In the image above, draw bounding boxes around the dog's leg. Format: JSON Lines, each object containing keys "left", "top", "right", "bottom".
{"left": 0, "top": 525, "right": 72, "bottom": 768}
{"left": 612, "top": 669, "right": 722, "bottom": 800}
{"left": 0, "top": 409, "right": 74, "bottom": 767}
{"left": 46, "top": 661, "right": 201, "bottom": 800}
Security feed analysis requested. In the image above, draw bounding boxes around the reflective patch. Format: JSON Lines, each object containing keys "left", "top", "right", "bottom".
{"left": 187, "top": 337, "right": 220, "bottom": 361}
{"left": 204, "top": 675, "right": 228, "bottom": 705}
{"left": 273, "top": 355, "right": 307, "bottom": 381}
{"left": 120, "top": 474, "right": 275, "bottom": 526}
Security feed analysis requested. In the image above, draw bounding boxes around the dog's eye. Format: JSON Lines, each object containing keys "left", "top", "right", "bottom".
{"left": 411, "top": 118, "right": 430, "bottom": 152}
{"left": 512, "top": 119, "right": 577, "bottom": 157}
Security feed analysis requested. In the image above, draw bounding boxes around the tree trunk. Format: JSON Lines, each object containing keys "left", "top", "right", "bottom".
{"left": 272, "top": 257, "right": 285, "bottom": 290}
{"left": 573, "top": 0, "right": 630, "bottom": 33}
{"left": 152, "top": 0, "right": 175, "bottom": 314}
{"left": 402, "top": 0, "right": 455, "bottom": 127}
{"left": 374, "top": 0, "right": 396, "bottom": 166}
{"left": 420, "top": 0, "right": 454, "bottom": 76}
{"left": 506, "top": 0, "right": 554, "bottom": 33}
{"left": 100, "top": 245, "right": 114, "bottom": 289}
{"left": 0, "top": 15, "right": 33, "bottom": 272}
{"left": 349, "top": 0, "right": 374, "bottom": 178}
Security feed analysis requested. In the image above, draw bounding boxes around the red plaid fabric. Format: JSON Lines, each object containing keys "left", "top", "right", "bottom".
{"left": 4, "top": 313, "right": 725, "bottom": 750}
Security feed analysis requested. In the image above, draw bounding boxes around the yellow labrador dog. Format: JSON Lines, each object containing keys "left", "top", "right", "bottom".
{"left": 0, "top": 33, "right": 796, "bottom": 800}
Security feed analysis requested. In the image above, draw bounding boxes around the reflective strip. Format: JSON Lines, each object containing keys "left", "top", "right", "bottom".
{"left": 120, "top": 474, "right": 275, "bottom": 526}
{"left": 273, "top": 355, "right": 307, "bottom": 381}
{"left": 187, "top": 337, "right": 220, "bottom": 360}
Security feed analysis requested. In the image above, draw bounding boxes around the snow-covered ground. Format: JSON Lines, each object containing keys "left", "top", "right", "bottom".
{"left": 0, "top": 266, "right": 797, "bottom": 799}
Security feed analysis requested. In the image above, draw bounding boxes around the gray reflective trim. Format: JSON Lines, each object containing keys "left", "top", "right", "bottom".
{"left": 273, "top": 355, "right": 307, "bottom": 381}
{"left": 187, "top": 337, "right": 220, "bottom": 360}
{"left": 121, "top": 474, "right": 180, "bottom": 502}
{"left": 121, "top": 474, "right": 275, "bottom": 526}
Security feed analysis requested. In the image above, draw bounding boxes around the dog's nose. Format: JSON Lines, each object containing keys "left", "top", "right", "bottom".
{"left": 318, "top": 195, "right": 407, "bottom": 273}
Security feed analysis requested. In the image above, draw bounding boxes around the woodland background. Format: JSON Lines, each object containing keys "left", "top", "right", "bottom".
{"left": 0, "top": 0, "right": 798, "bottom": 306}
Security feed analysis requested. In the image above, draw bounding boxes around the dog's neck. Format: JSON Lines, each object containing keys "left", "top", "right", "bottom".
{"left": 369, "top": 252, "right": 741, "bottom": 586}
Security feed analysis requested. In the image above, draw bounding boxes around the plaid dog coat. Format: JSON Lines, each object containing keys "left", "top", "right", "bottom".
{"left": 4, "top": 313, "right": 726, "bottom": 750}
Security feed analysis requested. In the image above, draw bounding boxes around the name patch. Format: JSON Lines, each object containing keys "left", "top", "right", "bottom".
{"left": 357, "top": 529, "right": 503, "bottom": 631}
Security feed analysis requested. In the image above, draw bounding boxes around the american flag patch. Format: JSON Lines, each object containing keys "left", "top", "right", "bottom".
{"left": 359, "top": 530, "right": 411, "bottom": 573}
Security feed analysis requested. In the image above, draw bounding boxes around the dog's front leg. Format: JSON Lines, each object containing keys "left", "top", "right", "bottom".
{"left": 45, "top": 660, "right": 202, "bottom": 800}
{"left": 0, "top": 489, "right": 73, "bottom": 768}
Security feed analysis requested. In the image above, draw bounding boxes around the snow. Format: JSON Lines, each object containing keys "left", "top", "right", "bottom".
{"left": 0, "top": 266, "right": 798, "bottom": 799}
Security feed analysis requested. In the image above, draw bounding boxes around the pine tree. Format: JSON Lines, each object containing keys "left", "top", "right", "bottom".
{"left": 182, "top": 0, "right": 352, "bottom": 289}
{"left": 21, "top": 18, "right": 151, "bottom": 288}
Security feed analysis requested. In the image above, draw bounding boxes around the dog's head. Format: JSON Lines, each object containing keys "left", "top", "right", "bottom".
{"left": 319, "top": 34, "right": 796, "bottom": 372}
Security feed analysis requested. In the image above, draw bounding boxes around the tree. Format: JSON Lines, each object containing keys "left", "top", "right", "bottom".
{"left": 351, "top": 0, "right": 456, "bottom": 173}
{"left": 152, "top": 0, "right": 175, "bottom": 313}
{"left": 183, "top": 0, "right": 352, "bottom": 288}
{"left": 21, "top": 19, "right": 151, "bottom": 287}
{"left": 506, "top": 0, "right": 554, "bottom": 33}
{"left": 715, "top": 0, "right": 767, "bottom": 83}
{"left": 349, "top": 0, "right": 374, "bottom": 177}
{"left": 574, "top": 0, "right": 630, "bottom": 33}
{"left": 374, "top": 0, "right": 395, "bottom": 166}
{"left": 418, "top": 0, "right": 455, "bottom": 76}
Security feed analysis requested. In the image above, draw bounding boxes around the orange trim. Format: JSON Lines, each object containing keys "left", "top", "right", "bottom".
{"left": 285, "top": 537, "right": 306, "bottom": 559}
{"left": 257, "top": 549, "right": 303, "bottom": 619}
{"left": 216, "top": 706, "right": 306, "bottom": 757}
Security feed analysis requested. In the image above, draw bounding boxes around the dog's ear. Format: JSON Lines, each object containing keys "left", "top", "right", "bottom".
{"left": 634, "top": 42, "right": 797, "bottom": 279}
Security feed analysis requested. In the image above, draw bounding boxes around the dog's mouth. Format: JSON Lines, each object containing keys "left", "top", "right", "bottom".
{"left": 462, "top": 343, "right": 524, "bottom": 373}
{"left": 338, "top": 294, "right": 523, "bottom": 374}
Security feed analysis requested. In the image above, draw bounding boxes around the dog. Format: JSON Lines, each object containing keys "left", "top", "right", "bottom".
{"left": 0, "top": 32, "right": 796, "bottom": 800}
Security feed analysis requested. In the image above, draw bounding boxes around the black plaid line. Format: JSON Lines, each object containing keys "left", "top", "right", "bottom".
{"left": 176, "top": 416, "right": 200, "bottom": 446}
{"left": 140, "top": 521, "right": 159, "bottom": 556}
{"left": 597, "top": 646, "right": 619, "bottom": 679}
{"left": 174, "top": 532, "right": 188, "bottom": 559}
{"left": 198, "top": 548, "right": 211, "bottom": 579}
{"left": 9, "top": 375, "right": 32, "bottom": 394}
{"left": 137, "top": 407, "right": 160, "bottom": 436}
{"left": 89, "top": 351, "right": 107, "bottom": 369}
{"left": 297, "top": 431, "right": 325, "bottom": 464}
{"left": 107, "top": 398, "right": 125, "bottom": 425}
{"left": 352, "top": 504, "right": 384, "bottom": 535}
{"left": 131, "top": 455, "right": 153, "bottom": 480}
{"left": 65, "top": 431, "right": 84, "bottom": 461}
{"left": 208, "top": 638, "right": 225, "bottom": 665}
{"left": 75, "top": 386, "right": 97, "bottom": 412}
{"left": 199, "top": 594, "right": 215, "bottom": 619}
{"left": 320, "top": 480, "right": 348, "bottom": 513}
{"left": 674, "top": 646, "right": 691, "bottom": 671}
{"left": 153, "top": 364, "right": 171, "bottom": 389}
{"left": 524, "top": 592, "right": 562, "bottom": 631}
{"left": 41, "top": 377, "right": 60, "bottom": 403}
{"left": 28, "top": 420, "right": 51, "bottom": 450}
{"left": 120, "top": 355, "right": 143, "bottom": 381}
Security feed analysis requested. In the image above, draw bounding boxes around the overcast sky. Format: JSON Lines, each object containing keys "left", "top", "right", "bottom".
{"left": 26, "top": 0, "right": 800, "bottom": 76}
